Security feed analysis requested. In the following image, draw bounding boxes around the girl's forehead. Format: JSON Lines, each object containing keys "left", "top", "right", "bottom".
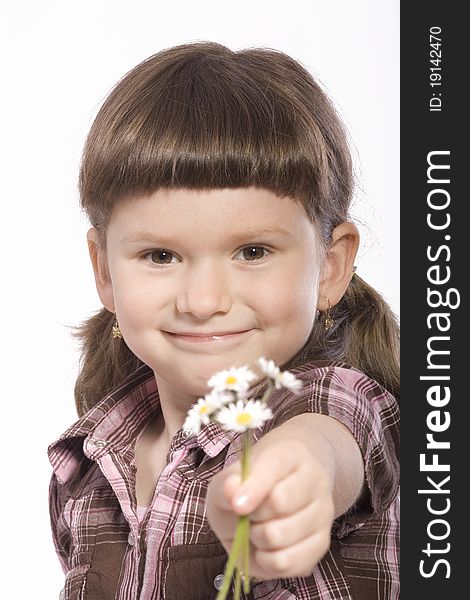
{"left": 110, "top": 187, "right": 311, "bottom": 231}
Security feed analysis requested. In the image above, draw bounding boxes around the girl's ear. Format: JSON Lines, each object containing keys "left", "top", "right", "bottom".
{"left": 86, "top": 228, "right": 116, "bottom": 313}
{"left": 317, "top": 222, "right": 359, "bottom": 311}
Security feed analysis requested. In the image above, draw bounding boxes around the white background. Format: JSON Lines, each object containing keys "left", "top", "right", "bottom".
{"left": 1, "top": 1, "right": 399, "bottom": 597}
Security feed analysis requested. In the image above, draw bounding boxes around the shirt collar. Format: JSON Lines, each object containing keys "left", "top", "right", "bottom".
{"left": 48, "top": 363, "right": 158, "bottom": 483}
{"left": 47, "top": 363, "right": 271, "bottom": 484}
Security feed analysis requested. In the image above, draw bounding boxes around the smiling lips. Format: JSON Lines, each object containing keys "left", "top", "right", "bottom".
{"left": 165, "top": 330, "right": 252, "bottom": 343}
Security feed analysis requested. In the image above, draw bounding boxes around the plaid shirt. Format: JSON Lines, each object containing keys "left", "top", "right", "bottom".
{"left": 48, "top": 360, "right": 399, "bottom": 600}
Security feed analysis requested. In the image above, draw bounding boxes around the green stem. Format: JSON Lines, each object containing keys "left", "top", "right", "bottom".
{"left": 215, "top": 517, "right": 246, "bottom": 600}
{"left": 243, "top": 515, "right": 250, "bottom": 594}
{"left": 241, "top": 429, "right": 251, "bottom": 480}
{"left": 234, "top": 567, "right": 241, "bottom": 598}
{"left": 241, "top": 429, "right": 251, "bottom": 595}
{"left": 259, "top": 379, "right": 274, "bottom": 405}
{"left": 215, "top": 389, "right": 276, "bottom": 599}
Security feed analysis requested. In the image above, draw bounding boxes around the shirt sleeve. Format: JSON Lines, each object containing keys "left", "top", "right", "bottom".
{"left": 49, "top": 472, "right": 71, "bottom": 574}
{"left": 261, "top": 363, "right": 400, "bottom": 539}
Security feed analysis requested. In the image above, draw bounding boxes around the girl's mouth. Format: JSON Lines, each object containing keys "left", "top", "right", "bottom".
{"left": 164, "top": 329, "right": 254, "bottom": 344}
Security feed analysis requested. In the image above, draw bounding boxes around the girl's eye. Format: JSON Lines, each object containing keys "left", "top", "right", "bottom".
{"left": 144, "top": 249, "right": 179, "bottom": 266}
{"left": 236, "top": 246, "right": 271, "bottom": 262}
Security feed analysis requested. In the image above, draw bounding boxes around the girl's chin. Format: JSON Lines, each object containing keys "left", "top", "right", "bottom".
{"left": 151, "top": 352, "right": 264, "bottom": 389}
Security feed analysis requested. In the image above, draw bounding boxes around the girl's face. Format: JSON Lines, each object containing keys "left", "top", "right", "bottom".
{"left": 99, "top": 187, "right": 323, "bottom": 405}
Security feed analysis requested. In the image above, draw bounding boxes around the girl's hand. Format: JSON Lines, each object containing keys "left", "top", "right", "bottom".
{"left": 205, "top": 438, "right": 335, "bottom": 581}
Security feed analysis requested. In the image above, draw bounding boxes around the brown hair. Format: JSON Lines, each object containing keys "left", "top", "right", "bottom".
{"left": 73, "top": 41, "right": 399, "bottom": 416}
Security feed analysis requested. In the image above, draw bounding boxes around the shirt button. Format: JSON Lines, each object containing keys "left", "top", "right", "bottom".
{"left": 93, "top": 439, "right": 107, "bottom": 448}
{"left": 59, "top": 588, "right": 65, "bottom": 600}
{"left": 128, "top": 531, "right": 136, "bottom": 546}
{"left": 213, "top": 574, "right": 224, "bottom": 590}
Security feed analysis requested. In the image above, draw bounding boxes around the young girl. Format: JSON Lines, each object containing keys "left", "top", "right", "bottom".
{"left": 48, "top": 41, "right": 399, "bottom": 600}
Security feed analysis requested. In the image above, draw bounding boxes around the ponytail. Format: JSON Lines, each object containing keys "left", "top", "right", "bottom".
{"left": 283, "top": 274, "right": 400, "bottom": 401}
{"left": 72, "top": 308, "right": 143, "bottom": 417}
{"left": 340, "top": 274, "right": 400, "bottom": 400}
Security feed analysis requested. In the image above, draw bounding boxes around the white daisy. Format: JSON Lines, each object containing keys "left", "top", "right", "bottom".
{"left": 182, "top": 395, "right": 220, "bottom": 436}
{"left": 215, "top": 399, "right": 273, "bottom": 433}
{"left": 207, "top": 365, "right": 258, "bottom": 394}
{"left": 277, "top": 370, "right": 304, "bottom": 393}
{"left": 258, "top": 356, "right": 303, "bottom": 393}
{"left": 258, "top": 356, "right": 280, "bottom": 380}
{"left": 183, "top": 409, "right": 203, "bottom": 437}
{"left": 208, "top": 388, "right": 238, "bottom": 406}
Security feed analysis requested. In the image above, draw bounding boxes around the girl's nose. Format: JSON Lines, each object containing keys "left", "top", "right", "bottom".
{"left": 175, "top": 264, "right": 233, "bottom": 318}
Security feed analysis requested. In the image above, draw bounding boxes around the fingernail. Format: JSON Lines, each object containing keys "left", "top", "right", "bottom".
{"left": 235, "top": 494, "right": 248, "bottom": 508}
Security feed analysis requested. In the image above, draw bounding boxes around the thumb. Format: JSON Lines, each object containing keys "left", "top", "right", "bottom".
{"left": 230, "top": 448, "right": 297, "bottom": 516}
{"left": 208, "top": 471, "right": 242, "bottom": 512}
{"left": 224, "top": 473, "right": 243, "bottom": 508}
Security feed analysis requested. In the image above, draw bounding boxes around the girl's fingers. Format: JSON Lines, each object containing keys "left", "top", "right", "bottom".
{"left": 231, "top": 442, "right": 317, "bottom": 516}
{"left": 248, "top": 462, "right": 330, "bottom": 523}
{"left": 251, "top": 528, "right": 332, "bottom": 580}
{"left": 249, "top": 495, "right": 334, "bottom": 551}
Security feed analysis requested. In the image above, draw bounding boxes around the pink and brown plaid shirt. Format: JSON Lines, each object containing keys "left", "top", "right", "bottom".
{"left": 48, "top": 360, "right": 399, "bottom": 599}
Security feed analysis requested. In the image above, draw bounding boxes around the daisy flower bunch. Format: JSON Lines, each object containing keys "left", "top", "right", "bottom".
{"left": 183, "top": 357, "right": 303, "bottom": 600}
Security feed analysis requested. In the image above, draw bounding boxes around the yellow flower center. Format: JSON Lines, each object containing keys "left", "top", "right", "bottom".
{"left": 198, "top": 405, "right": 208, "bottom": 414}
{"left": 236, "top": 412, "right": 253, "bottom": 426}
{"left": 225, "top": 376, "right": 237, "bottom": 385}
